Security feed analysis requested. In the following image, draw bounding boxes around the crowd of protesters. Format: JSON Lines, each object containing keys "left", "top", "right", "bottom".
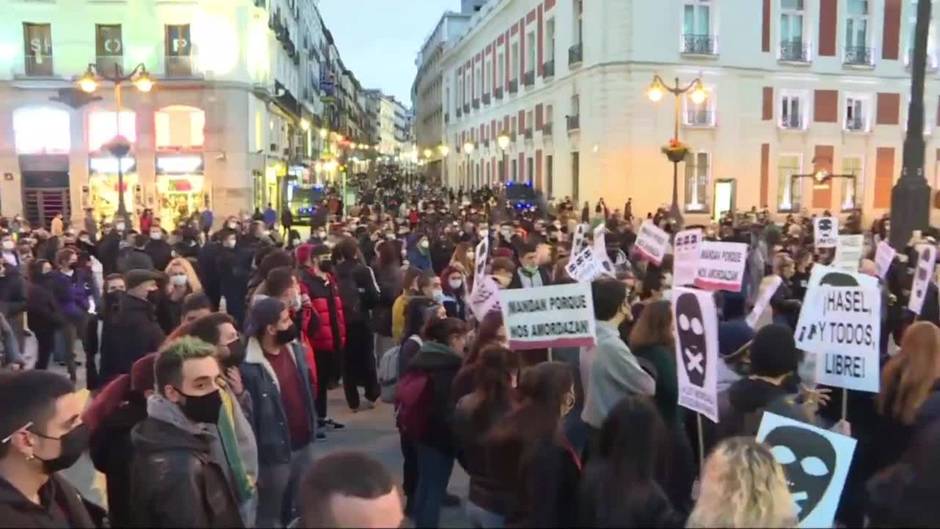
{"left": 0, "top": 168, "right": 939, "bottom": 529}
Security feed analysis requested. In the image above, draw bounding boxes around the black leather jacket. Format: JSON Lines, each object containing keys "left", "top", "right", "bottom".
{"left": 130, "top": 416, "right": 243, "bottom": 528}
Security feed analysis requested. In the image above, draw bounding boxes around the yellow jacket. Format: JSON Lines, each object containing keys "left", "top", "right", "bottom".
{"left": 392, "top": 293, "right": 411, "bottom": 342}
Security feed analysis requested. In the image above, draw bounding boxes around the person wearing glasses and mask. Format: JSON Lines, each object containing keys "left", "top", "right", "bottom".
{"left": 0, "top": 370, "right": 95, "bottom": 528}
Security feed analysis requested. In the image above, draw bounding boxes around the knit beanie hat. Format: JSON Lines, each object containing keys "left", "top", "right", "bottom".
{"left": 749, "top": 324, "right": 799, "bottom": 377}
{"left": 246, "top": 297, "right": 287, "bottom": 337}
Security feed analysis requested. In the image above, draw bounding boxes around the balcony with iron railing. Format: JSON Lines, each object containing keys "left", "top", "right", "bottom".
{"left": 779, "top": 40, "right": 811, "bottom": 63}
{"left": 681, "top": 34, "right": 718, "bottom": 56}
{"left": 542, "top": 122, "right": 553, "bottom": 136}
{"left": 508, "top": 79, "right": 518, "bottom": 94}
{"left": 523, "top": 70, "right": 535, "bottom": 87}
{"left": 456, "top": 107, "right": 463, "bottom": 118}
{"left": 463, "top": 103, "right": 471, "bottom": 113}
{"left": 566, "top": 114, "right": 580, "bottom": 132}
{"left": 523, "top": 128, "right": 533, "bottom": 140}
{"left": 569, "top": 43, "right": 583, "bottom": 66}
{"left": 543, "top": 59, "right": 555, "bottom": 78}
{"left": 495, "top": 87, "right": 504, "bottom": 100}
{"left": 685, "top": 110, "right": 714, "bottom": 127}
{"left": 95, "top": 55, "right": 123, "bottom": 74}
{"left": 844, "top": 115, "right": 867, "bottom": 132}
{"left": 473, "top": 98, "right": 480, "bottom": 109}
{"left": 843, "top": 46, "right": 874, "bottom": 67}
{"left": 482, "top": 93, "right": 491, "bottom": 105}
{"left": 780, "top": 114, "right": 804, "bottom": 130}
{"left": 23, "top": 55, "right": 54, "bottom": 77}
{"left": 165, "top": 56, "right": 195, "bottom": 77}
{"left": 906, "top": 48, "right": 939, "bottom": 70}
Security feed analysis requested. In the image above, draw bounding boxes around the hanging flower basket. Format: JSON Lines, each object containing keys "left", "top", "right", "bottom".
{"left": 661, "top": 139, "right": 689, "bottom": 163}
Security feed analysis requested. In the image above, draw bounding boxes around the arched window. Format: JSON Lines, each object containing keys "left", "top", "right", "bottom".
{"left": 155, "top": 105, "right": 206, "bottom": 149}
{"left": 13, "top": 106, "right": 70, "bottom": 154}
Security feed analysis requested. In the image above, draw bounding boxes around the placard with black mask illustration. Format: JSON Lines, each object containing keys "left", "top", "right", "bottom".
{"left": 672, "top": 287, "right": 719, "bottom": 422}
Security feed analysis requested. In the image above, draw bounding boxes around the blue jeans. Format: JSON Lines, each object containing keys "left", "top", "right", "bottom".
{"left": 414, "top": 444, "right": 454, "bottom": 528}
{"left": 465, "top": 500, "right": 505, "bottom": 528}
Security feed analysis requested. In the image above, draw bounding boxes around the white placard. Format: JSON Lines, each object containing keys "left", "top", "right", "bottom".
{"left": 907, "top": 243, "right": 936, "bottom": 316}
{"left": 813, "top": 217, "right": 839, "bottom": 249}
{"left": 591, "top": 224, "right": 616, "bottom": 277}
{"left": 498, "top": 283, "right": 596, "bottom": 351}
{"left": 467, "top": 275, "right": 501, "bottom": 320}
{"left": 571, "top": 223, "right": 588, "bottom": 255}
{"left": 757, "top": 412, "right": 857, "bottom": 529}
{"left": 746, "top": 275, "right": 783, "bottom": 329}
{"left": 795, "top": 265, "right": 881, "bottom": 393}
{"left": 874, "top": 241, "right": 896, "bottom": 279}
{"left": 471, "top": 236, "right": 490, "bottom": 300}
{"left": 673, "top": 287, "right": 719, "bottom": 423}
{"left": 565, "top": 246, "right": 601, "bottom": 283}
{"left": 635, "top": 220, "right": 669, "bottom": 266}
{"left": 693, "top": 241, "right": 748, "bottom": 293}
{"left": 834, "top": 234, "right": 864, "bottom": 273}
{"left": 673, "top": 228, "right": 703, "bottom": 287}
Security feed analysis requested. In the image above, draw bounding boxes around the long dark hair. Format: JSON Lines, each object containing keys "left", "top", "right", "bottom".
{"left": 629, "top": 300, "right": 674, "bottom": 350}
{"left": 375, "top": 240, "right": 400, "bottom": 270}
{"left": 465, "top": 311, "right": 504, "bottom": 366}
{"left": 402, "top": 296, "right": 435, "bottom": 343}
{"left": 469, "top": 346, "right": 519, "bottom": 432}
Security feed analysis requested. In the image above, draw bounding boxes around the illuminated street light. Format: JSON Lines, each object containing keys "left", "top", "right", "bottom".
{"left": 646, "top": 78, "right": 665, "bottom": 102}
{"left": 132, "top": 68, "right": 154, "bottom": 93}
{"left": 463, "top": 142, "right": 475, "bottom": 154}
{"left": 319, "top": 128, "right": 328, "bottom": 139}
{"left": 300, "top": 118, "right": 310, "bottom": 131}
{"left": 497, "top": 133, "right": 511, "bottom": 150}
{"left": 78, "top": 68, "right": 98, "bottom": 93}
{"left": 438, "top": 144, "right": 450, "bottom": 157}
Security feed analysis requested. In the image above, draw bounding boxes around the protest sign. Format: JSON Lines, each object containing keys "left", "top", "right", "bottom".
{"left": 813, "top": 217, "right": 839, "bottom": 249}
{"left": 833, "top": 235, "right": 864, "bottom": 273}
{"left": 498, "top": 283, "right": 596, "bottom": 350}
{"left": 672, "top": 287, "right": 719, "bottom": 423}
{"left": 635, "top": 220, "right": 669, "bottom": 265}
{"left": 874, "top": 240, "right": 896, "bottom": 279}
{"left": 795, "top": 265, "right": 881, "bottom": 393}
{"left": 571, "top": 223, "right": 589, "bottom": 255}
{"left": 746, "top": 275, "right": 783, "bottom": 329}
{"left": 693, "top": 241, "right": 748, "bottom": 292}
{"left": 757, "top": 412, "right": 857, "bottom": 529}
{"left": 673, "top": 228, "right": 703, "bottom": 287}
{"left": 471, "top": 236, "right": 489, "bottom": 298}
{"left": 565, "top": 246, "right": 601, "bottom": 282}
{"left": 467, "top": 275, "right": 501, "bottom": 320}
{"left": 591, "top": 224, "right": 616, "bottom": 277}
{"left": 907, "top": 243, "right": 936, "bottom": 316}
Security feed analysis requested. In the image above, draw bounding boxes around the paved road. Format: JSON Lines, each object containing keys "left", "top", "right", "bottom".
{"left": 55, "top": 353, "right": 470, "bottom": 527}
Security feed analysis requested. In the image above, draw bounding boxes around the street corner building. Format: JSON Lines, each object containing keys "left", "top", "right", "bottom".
{"left": 0, "top": 0, "right": 378, "bottom": 229}
{"left": 423, "top": 0, "right": 940, "bottom": 225}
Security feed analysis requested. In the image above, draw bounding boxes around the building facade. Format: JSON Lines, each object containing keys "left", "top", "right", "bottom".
{"left": 438, "top": 0, "right": 940, "bottom": 224}
{"left": 2, "top": 0, "right": 370, "bottom": 228}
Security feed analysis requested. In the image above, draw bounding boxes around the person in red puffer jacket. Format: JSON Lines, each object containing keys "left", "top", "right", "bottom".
{"left": 296, "top": 244, "right": 347, "bottom": 432}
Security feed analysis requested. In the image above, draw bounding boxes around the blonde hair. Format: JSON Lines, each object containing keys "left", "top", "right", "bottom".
{"left": 165, "top": 257, "right": 203, "bottom": 293}
{"left": 687, "top": 437, "right": 796, "bottom": 528}
{"left": 878, "top": 321, "right": 940, "bottom": 424}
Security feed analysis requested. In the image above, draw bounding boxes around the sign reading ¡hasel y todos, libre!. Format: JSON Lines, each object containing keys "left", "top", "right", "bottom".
{"left": 794, "top": 265, "right": 881, "bottom": 393}
{"left": 498, "top": 283, "right": 597, "bottom": 351}
{"left": 635, "top": 220, "right": 670, "bottom": 266}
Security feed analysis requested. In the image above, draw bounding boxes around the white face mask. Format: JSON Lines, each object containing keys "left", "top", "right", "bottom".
{"left": 448, "top": 278, "right": 463, "bottom": 290}
{"left": 1, "top": 241, "right": 14, "bottom": 251}
{"left": 226, "top": 221, "right": 237, "bottom": 230}
{"left": 115, "top": 223, "right": 126, "bottom": 231}
{"left": 150, "top": 231, "right": 162, "bottom": 240}
{"left": 419, "top": 239, "right": 430, "bottom": 249}
{"left": 171, "top": 274, "right": 188, "bottom": 287}
{"left": 292, "top": 294, "right": 303, "bottom": 310}
{"left": 224, "top": 239, "right": 237, "bottom": 249}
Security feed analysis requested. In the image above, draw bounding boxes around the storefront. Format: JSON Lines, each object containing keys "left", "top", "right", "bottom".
{"left": 12, "top": 106, "right": 72, "bottom": 226}
{"left": 254, "top": 160, "right": 286, "bottom": 213}
{"left": 86, "top": 155, "right": 137, "bottom": 221}
{"left": 156, "top": 154, "right": 206, "bottom": 229}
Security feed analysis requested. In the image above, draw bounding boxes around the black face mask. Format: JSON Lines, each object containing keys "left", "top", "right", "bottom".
{"left": 318, "top": 259, "right": 333, "bottom": 274}
{"left": 32, "top": 423, "right": 90, "bottom": 474}
{"left": 221, "top": 339, "right": 247, "bottom": 368}
{"left": 275, "top": 325, "right": 297, "bottom": 345}
{"left": 175, "top": 388, "right": 222, "bottom": 424}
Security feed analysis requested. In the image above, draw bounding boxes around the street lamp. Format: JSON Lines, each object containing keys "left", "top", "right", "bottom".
{"left": 463, "top": 142, "right": 475, "bottom": 190}
{"left": 789, "top": 158, "right": 859, "bottom": 212}
{"left": 438, "top": 144, "right": 450, "bottom": 157}
{"left": 497, "top": 132, "right": 511, "bottom": 183}
{"left": 646, "top": 74, "right": 706, "bottom": 227}
{"left": 76, "top": 62, "right": 154, "bottom": 224}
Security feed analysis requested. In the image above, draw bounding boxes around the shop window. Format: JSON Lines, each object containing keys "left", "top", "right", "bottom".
{"left": 155, "top": 105, "right": 206, "bottom": 149}
{"left": 88, "top": 111, "right": 136, "bottom": 151}
{"left": 13, "top": 106, "right": 70, "bottom": 154}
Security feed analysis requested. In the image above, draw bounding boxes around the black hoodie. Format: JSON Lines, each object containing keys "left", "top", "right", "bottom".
{"left": 408, "top": 341, "right": 463, "bottom": 456}
{"left": 0, "top": 474, "right": 95, "bottom": 529}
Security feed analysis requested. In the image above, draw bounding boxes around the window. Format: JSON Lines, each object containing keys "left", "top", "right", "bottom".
{"left": 23, "top": 23, "right": 53, "bottom": 76}
{"left": 906, "top": 0, "right": 938, "bottom": 67}
{"left": 684, "top": 88, "right": 715, "bottom": 127}
{"left": 779, "top": 91, "right": 806, "bottom": 129}
{"left": 574, "top": 0, "right": 583, "bottom": 44}
{"left": 545, "top": 104, "right": 554, "bottom": 125}
{"left": 497, "top": 51, "right": 504, "bottom": 87}
{"left": 571, "top": 151, "right": 580, "bottom": 203}
{"left": 88, "top": 111, "right": 136, "bottom": 152}
{"left": 845, "top": 0, "right": 870, "bottom": 64}
{"left": 777, "top": 154, "right": 802, "bottom": 211}
{"left": 512, "top": 158, "right": 518, "bottom": 181}
{"left": 682, "top": 0, "right": 715, "bottom": 54}
{"left": 546, "top": 154, "right": 554, "bottom": 197}
{"left": 95, "top": 24, "right": 123, "bottom": 72}
{"left": 545, "top": 19, "right": 556, "bottom": 64}
{"left": 571, "top": 94, "right": 580, "bottom": 116}
{"left": 13, "top": 107, "right": 70, "bottom": 154}
{"left": 526, "top": 110, "right": 534, "bottom": 132}
{"left": 527, "top": 157, "right": 534, "bottom": 183}
{"left": 844, "top": 95, "right": 870, "bottom": 132}
{"left": 484, "top": 58, "right": 491, "bottom": 95}
{"left": 779, "top": 0, "right": 807, "bottom": 61}
{"left": 526, "top": 31, "right": 536, "bottom": 74}
{"left": 841, "top": 157, "right": 862, "bottom": 211}
{"left": 165, "top": 24, "right": 192, "bottom": 76}
{"left": 511, "top": 42, "right": 519, "bottom": 80}
{"left": 684, "top": 152, "right": 709, "bottom": 212}
{"left": 456, "top": 71, "right": 463, "bottom": 108}
{"left": 155, "top": 105, "right": 206, "bottom": 149}
{"left": 475, "top": 65, "right": 482, "bottom": 99}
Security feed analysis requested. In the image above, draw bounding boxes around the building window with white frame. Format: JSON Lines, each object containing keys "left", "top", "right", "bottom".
{"left": 779, "top": 0, "right": 809, "bottom": 62}
{"left": 511, "top": 42, "right": 519, "bottom": 81}
{"left": 844, "top": 0, "right": 872, "bottom": 65}
{"left": 545, "top": 19, "right": 556, "bottom": 69}
{"left": 682, "top": 0, "right": 716, "bottom": 55}
{"left": 906, "top": 0, "right": 938, "bottom": 68}
{"left": 484, "top": 58, "right": 491, "bottom": 95}
{"left": 844, "top": 94, "right": 870, "bottom": 132}
{"left": 777, "top": 154, "right": 802, "bottom": 212}
{"left": 684, "top": 151, "right": 709, "bottom": 212}
{"left": 497, "top": 51, "right": 504, "bottom": 88}
{"left": 779, "top": 91, "right": 806, "bottom": 130}
{"left": 526, "top": 31, "right": 536, "bottom": 75}
{"left": 684, "top": 88, "right": 716, "bottom": 127}
{"left": 841, "top": 156, "right": 863, "bottom": 211}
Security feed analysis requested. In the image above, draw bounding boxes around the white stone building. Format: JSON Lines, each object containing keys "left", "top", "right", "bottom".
{"left": 438, "top": 0, "right": 940, "bottom": 223}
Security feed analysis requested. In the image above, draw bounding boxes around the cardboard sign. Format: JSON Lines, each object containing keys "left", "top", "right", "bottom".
{"left": 813, "top": 217, "right": 839, "bottom": 249}
{"left": 472, "top": 237, "right": 489, "bottom": 286}
{"left": 498, "top": 283, "right": 596, "bottom": 350}
{"left": 907, "top": 243, "right": 936, "bottom": 316}
{"left": 591, "top": 224, "right": 616, "bottom": 277}
{"left": 874, "top": 240, "right": 896, "bottom": 279}
{"left": 746, "top": 275, "right": 783, "bottom": 329}
{"left": 672, "top": 287, "right": 719, "bottom": 423}
{"left": 467, "top": 275, "right": 501, "bottom": 320}
{"left": 693, "top": 241, "right": 748, "bottom": 292}
{"left": 673, "top": 228, "right": 703, "bottom": 287}
{"left": 834, "top": 235, "right": 864, "bottom": 273}
{"left": 757, "top": 412, "right": 857, "bottom": 529}
{"left": 571, "top": 223, "right": 589, "bottom": 255}
{"left": 635, "top": 220, "right": 669, "bottom": 265}
{"left": 795, "top": 265, "right": 881, "bottom": 393}
{"left": 565, "top": 246, "right": 602, "bottom": 283}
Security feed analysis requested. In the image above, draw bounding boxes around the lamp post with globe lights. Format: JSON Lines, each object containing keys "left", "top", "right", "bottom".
{"left": 77, "top": 62, "right": 154, "bottom": 224}
{"left": 646, "top": 75, "right": 707, "bottom": 227}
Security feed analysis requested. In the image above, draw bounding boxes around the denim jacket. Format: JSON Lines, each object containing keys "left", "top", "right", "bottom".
{"left": 239, "top": 338, "right": 317, "bottom": 465}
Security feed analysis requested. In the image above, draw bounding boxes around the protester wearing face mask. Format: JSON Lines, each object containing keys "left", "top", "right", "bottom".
{"left": 439, "top": 266, "right": 467, "bottom": 320}
{"left": 0, "top": 235, "right": 18, "bottom": 268}
{"left": 407, "top": 234, "right": 433, "bottom": 272}
{"left": 143, "top": 227, "right": 172, "bottom": 272}
{"left": 216, "top": 230, "right": 252, "bottom": 329}
{"left": 490, "top": 257, "right": 517, "bottom": 289}
{"left": 129, "top": 337, "right": 243, "bottom": 527}
{"left": 99, "top": 270, "right": 166, "bottom": 385}
{"left": 241, "top": 298, "right": 318, "bottom": 528}
{"left": 47, "top": 249, "right": 91, "bottom": 383}
{"left": 117, "top": 234, "right": 155, "bottom": 273}
{"left": 0, "top": 370, "right": 96, "bottom": 528}
{"left": 156, "top": 258, "right": 204, "bottom": 334}
{"left": 510, "top": 242, "right": 552, "bottom": 289}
